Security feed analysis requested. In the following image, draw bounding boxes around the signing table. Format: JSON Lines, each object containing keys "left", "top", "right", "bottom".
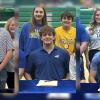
{"left": 80, "top": 83, "right": 100, "bottom": 93}
{"left": 19, "top": 80, "right": 76, "bottom": 93}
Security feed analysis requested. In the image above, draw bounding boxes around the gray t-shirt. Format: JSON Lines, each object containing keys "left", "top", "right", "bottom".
{"left": 90, "top": 51, "right": 100, "bottom": 83}
{"left": 86, "top": 26, "right": 100, "bottom": 50}
{"left": 0, "top": 28, "right": 13, "bottom": 81}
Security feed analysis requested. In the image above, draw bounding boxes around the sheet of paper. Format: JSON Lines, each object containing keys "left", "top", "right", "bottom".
{"left": 36, "top": 80, "right": 58, "bottom": 86}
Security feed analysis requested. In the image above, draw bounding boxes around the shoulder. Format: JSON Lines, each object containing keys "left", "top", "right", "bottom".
{"left": 22, "top": 22, "right": 31, "bottom": 28}
{"left": 71, "top": 27, "right": 76, "bottom": 30}
{"left": 20, "top": 22, "right": 31, "bottom": 35}
{"left": 78, "top": 25, "right": 89, "bottom": 41}
{"left": 76, "top": 23, "right": 86, "bottom": 33}
{"left": 55, "top": 26, "right": 62, "bottom": 31}
{"left": 0, "top": 28, "right": 9, "bottom": 36}
{"left": 30, "top": 48, "right": 41, "bottom": 56}
{"left": 0, "top": 28, "right": 8, "bottom": 33}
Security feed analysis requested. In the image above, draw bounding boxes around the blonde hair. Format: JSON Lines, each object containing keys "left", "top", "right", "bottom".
{"left": 5, "top": 17, "right": 18, "bottom": 39}
{"left": 89, "top": 8, "right": 100, "bottom": 35}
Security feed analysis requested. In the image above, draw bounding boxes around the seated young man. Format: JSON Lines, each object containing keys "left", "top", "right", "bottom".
{"left": 89, "top": 51, "right": 100, "bottom": 83}
{"left": 25, "top": 25, "right": 70, "bottom": 80}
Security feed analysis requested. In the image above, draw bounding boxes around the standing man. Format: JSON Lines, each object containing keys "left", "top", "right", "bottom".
{"left": 0, "top": 28, "right": 13, "bottom": 90}
{"left": 26, "top": 25, "right": 70, "bottom": 80}
{"left": 55, "top": 11, "right": 76, "bottom": 80}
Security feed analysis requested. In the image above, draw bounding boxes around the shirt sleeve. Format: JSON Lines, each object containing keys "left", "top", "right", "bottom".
{"left": 19, "top": 49, "right": 25, "bottom": 68}
{"left": 25, "top": 53, "right": 34, "bottom": 73}
{"left": 76, "top": 17, "right": 89, "bottom": 43}
{"left": 19, "top": 24, "right": 27, "bottom": 68}
{"left": 80, "top": 25, "right": 89, "bottom": 42}
{"left": 6, "top": 30, "right": 14, "bottom": 51}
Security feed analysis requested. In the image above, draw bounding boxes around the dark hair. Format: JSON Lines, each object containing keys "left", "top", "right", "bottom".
{"left": 39, "top": 25, "right": 55, "bottom": 37}
{"left": 61, "top": 11, "right": 74, "bottom": 21}
{"left": 29, "top": 6, "right": 47, "bottom": 33}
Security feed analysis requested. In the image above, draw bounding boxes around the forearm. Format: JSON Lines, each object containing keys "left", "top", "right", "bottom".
{"left": 80, "top": 42, "right": 88, "bottom": 55}
{"left": 84, "top": 48, "right": 90, "bottom": 69}
{"left": 84, "top": 48, "right": 89, "bottom": 61}
{"left": 0, "top": 49, "right": 13, "bottom": 70}
{"left": 24, "top": 72, "right": 32, "bottom": 80}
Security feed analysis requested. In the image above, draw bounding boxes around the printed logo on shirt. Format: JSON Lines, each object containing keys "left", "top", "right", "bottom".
{"left": 54, "top": 55, "right": 60, "bottom": 58}
{"left": 29, "top": 32, "right": 40, "bottom": 38}
{"left": 93, "top": 28, "right": 100, "bottom": 38}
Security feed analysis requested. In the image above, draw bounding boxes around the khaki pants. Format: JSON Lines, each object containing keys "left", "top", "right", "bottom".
{"left": 69, "top": 54, "right": 76, "bottom": 80}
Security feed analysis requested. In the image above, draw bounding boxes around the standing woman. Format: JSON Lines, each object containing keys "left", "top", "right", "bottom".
{"left": 86, "top": 8, "right": 100, "bottom": 69}
{"left": 5, "top": 17, "right": 19, "bottom": 92}
{"left": 19, "top": 6, "right": 47, "bottom": 79}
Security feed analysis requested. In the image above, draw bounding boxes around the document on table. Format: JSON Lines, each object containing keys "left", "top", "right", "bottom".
{"left": 36, "top": 80, "right": 58, "bottom": 86}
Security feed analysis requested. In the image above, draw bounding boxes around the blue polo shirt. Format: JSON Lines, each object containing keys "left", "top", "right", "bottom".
{"left": 90, "top": 51, "right": 100, "bottom": 83}
{"left": 27, "top": 46, "right": 70, "bottom": 80}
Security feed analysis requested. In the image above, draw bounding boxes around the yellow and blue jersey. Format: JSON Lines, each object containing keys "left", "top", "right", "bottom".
{"left": 55, "top": 26, "right": 76, "bottom": 55}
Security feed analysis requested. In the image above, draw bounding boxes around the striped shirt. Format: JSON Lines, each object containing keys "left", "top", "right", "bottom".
{"left": 0, "top": 28, "right": 13, "bottom": 62}
{"left": 0, "top": 28, "right": 13, "bottom": 81}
